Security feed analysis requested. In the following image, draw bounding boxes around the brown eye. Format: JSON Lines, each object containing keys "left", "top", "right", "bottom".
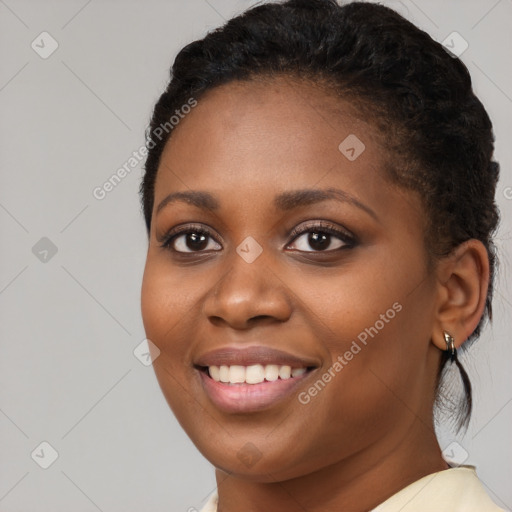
{"left": 289, "top": 231, "right": 346, "bottom": 252}
{"left": 287, "top": 221, "right": 355, "bottom": 253}
{"left": 161, "top": 226, "right": 222, "bottom": 253}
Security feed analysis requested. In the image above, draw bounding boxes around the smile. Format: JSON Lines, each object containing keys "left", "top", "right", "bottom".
{"left": 194, "top": 345, "right": 320, "bottom": 413}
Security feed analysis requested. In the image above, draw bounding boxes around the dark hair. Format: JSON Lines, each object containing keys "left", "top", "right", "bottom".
{"left": 139, "top": 0, "right": 500, "bottom": 431}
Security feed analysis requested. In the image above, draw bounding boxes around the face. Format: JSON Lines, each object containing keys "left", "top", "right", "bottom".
{"left": 141, "top": 77, "right": 442, "bottom": 482}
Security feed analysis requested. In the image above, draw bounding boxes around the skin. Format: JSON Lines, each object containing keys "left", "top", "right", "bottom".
{"left": 141, "top": 76, "right": 489, "bottom": 512}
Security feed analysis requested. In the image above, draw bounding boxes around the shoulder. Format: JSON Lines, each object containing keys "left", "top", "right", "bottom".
{"left": 371, "top": 466, "right": 505, "bottom": 512}
{"left": 197, "top": 466, "right": 504, "bottom": 512}
{"left": 199, "top": 491, "right": 218, "bottom": 512}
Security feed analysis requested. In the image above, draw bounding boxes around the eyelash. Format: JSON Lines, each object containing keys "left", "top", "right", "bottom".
{"left": 160, "top": 223, "right": 215, "bottom": 251}
{"left": 159, "top": 221, "right": 356, "bottom": 254}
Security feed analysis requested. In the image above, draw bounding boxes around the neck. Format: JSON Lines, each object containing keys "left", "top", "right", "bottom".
{"left": 214, "top": 418, "right": 449, "bottom": 512}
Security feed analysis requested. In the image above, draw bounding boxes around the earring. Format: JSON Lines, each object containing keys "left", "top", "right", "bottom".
{"left": 443, "top": 331, "right": 457, "bottom": 363}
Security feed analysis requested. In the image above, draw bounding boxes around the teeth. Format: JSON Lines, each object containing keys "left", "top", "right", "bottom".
{"left": 209, "top": 365, "right": 220, "bottom": 382}
{"left": 246, "top": 364, "right": 265, "bottom": 384}
{"left": 291, "top": 367, "right": 307, "bottom": 377}
{"left": 265, "top": 364, "right": 279, "bottom": 381}
{"left": 279, "top": 365, "right": 291, "bottom": 379}
{"left": 207, "top": 364, "right": 308, "bottom": 384}
{"left": 219, "top": 365, "right": 230, "bottom": 383}
{"left": 229, "top": 365, "right": 246, "bottom": 383}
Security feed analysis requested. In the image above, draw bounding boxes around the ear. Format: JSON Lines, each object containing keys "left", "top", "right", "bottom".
{"left": 431, "top": 239, "right": 490, "bottom": 351}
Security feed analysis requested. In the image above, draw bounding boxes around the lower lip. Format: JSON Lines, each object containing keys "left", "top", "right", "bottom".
{"left": 198, "top": 369, "right": 313, "bottom": 413}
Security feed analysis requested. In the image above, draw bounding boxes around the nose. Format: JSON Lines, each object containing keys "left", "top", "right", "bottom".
{"left": 202, "top": 249, "right": 293, "bottom": 330}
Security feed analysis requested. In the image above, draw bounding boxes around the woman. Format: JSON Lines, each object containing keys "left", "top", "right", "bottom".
{"left": 139, "top": 0, "right": 503, "bottom": 510}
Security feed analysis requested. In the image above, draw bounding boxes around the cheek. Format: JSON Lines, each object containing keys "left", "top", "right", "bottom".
{"left": 140, "top": 256, "right": 200, "bottom": 372}
{"left": 298, "top": 253, "right": 412, "bottom": 351}
{"left": 295, "top": 253, "right": 434, "bottom": 426}
{"left": 142, "top": 255, "right": 189, "bottom": 336}
{"left": 140, "top": 257, "right": 206, "bottom": 419}
{"left": 296, "top": 246, "right": 432, "bottom": 396}
{"left": 316, "top": 240, "right": 431, "bottom": 344}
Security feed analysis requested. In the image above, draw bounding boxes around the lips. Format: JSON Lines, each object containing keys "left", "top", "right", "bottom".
{"left": 194, "top": 345, "right": 320, "bottom": 413}
{"left": 194, "top": 345, "right": 321, "bottom": 368}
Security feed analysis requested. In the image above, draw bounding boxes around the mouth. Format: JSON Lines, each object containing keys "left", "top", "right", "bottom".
{"left": 193, "top": 346, "right": 320, "bottom": 413}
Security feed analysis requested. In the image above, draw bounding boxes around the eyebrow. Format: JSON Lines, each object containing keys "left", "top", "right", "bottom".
{"left": 274, "top": 188, "right": 377, "bottom": 220}
{"left": 156, "top": 187, "right": 378, "bottom": 220}
{"left": 156, "top": 190, "right": 220, "bottom": 214}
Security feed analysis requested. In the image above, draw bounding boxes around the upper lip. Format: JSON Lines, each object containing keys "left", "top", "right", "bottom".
{"left": 194, "top": 345, "right": 321, "bottom": 368}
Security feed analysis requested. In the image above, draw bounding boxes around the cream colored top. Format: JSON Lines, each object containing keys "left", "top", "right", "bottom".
{"left": 199, "top": 466, "right": 504, "bottom": 512}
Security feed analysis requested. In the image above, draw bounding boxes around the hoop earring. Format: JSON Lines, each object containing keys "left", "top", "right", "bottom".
{"left": 443, "top": 331, "right": 457, "bottom": 363}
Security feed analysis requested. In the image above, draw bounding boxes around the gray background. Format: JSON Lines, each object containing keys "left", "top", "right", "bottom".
{"left": 0, "top": 0, "right": 511, "bottom": 510}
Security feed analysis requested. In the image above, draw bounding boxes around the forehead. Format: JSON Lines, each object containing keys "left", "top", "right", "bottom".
{"left": 155, "top": 76, "right": 386, "bottom": 198}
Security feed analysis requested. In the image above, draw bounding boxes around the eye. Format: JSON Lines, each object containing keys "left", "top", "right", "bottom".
{"left": 160, "top": 224, "right": 222, "bottom": 253}
{"left": 287, "top": 221, "right": 355, "bottom": 252}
